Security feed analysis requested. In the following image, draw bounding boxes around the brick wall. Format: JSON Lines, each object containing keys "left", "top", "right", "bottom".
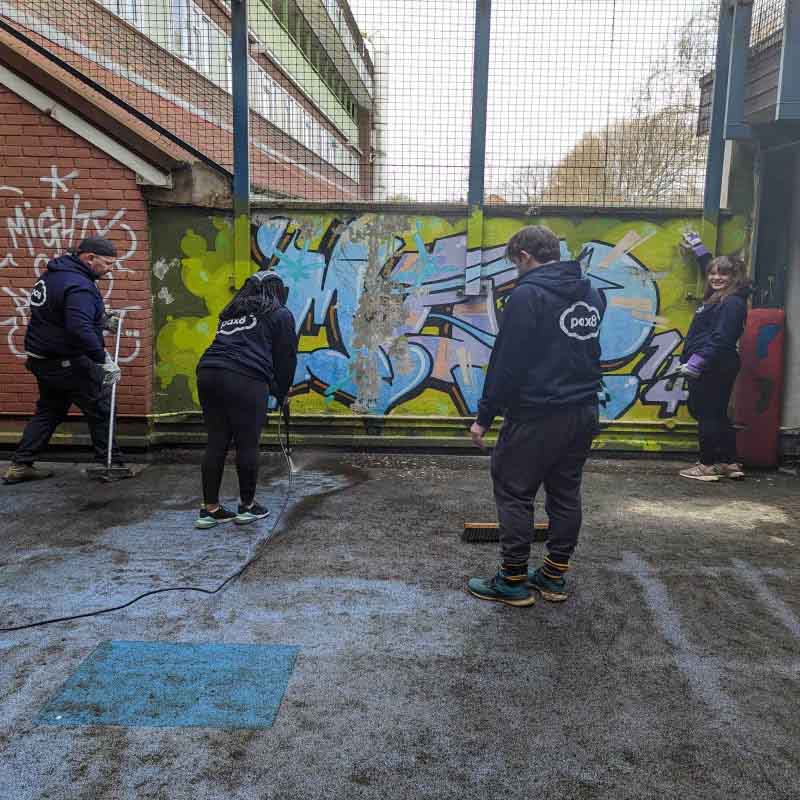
{"left": 0, "top": 84, "right": 152, "bottom": 417}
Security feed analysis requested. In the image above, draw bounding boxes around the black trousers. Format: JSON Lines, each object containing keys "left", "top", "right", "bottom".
{"left": 491, "top": 404, "right": 598, "bottom": 566}
{"left": 197, "top": 367, "right": 268, "bottom": 507}
{"left": 687, "top": 365, "right": 739, "bottom": 465}
{"left": 13, "top": 357, "right": 123, "bottom": 465}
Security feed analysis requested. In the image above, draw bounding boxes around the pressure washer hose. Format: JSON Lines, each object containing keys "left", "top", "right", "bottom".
{"left": 0, "top": 409, "right": 295, "bottom": 633}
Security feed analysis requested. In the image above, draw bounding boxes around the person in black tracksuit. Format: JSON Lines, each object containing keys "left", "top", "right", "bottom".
{"left": 195, "top": 271, "right": 297, "bottom": 530}
{"left": 677, "top": 233, "right": 750, "bottom": 482}
{"left": 3, "top": 237, "right": 129, "bottom": 485}
{"left": 468, "top": 225, "right": 605, "bottom": 608}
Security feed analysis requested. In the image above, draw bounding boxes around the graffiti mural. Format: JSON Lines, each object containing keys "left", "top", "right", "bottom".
{"left": 152, "top": 209, "right": 747, "bottom": 425}
{"left": 0, "top": 166, "right": 142, "bottom": 364}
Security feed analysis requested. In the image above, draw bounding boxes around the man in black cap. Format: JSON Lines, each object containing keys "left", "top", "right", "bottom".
{"left": 3, "top": 237, "right": 132, "bottom": 484}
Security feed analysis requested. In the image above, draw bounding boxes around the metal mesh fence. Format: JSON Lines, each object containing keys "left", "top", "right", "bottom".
{"left": 347, "top": 0, "right": 476, "bottom": 204}
{"left": 0, "top": 0, "right": 719, "bottom": 207}
{"left": 486, "top": 0, "right": 718, "bottom": 207}
{"left": 0, "top": 0, "right": 235, "bottom": 175}
{"left": 750, "top": 0, "right": 785, "bottom": 52}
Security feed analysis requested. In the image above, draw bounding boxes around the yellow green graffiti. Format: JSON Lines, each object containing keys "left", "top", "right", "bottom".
{"left": 153, "top": 210, "right": 748, "bottom": 427}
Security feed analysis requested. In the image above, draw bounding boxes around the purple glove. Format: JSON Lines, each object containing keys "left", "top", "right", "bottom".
{"left": 681, "top": 231, "right": 710, "bottom": 260}
{"left": 679, "top": 354, "right": 706, "bottom": 379}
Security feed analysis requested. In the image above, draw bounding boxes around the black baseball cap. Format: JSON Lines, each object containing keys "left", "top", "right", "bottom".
{"left": 76, "top": 237, "right": 117, "bottom": 258}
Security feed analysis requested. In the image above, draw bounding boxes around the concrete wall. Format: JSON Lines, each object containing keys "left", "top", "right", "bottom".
{"left": 150, "top": 204, "right": 748, "bottom": 451}
{"left": 0, "top": 85, "right": 152, "bottom": 418}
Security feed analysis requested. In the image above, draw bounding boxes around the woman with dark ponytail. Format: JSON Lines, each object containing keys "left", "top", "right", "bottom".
{"left": 195, "top": 271, "right": 297, "bottom": 528}
{"left": 678, "top": 233, "right": 751, "bottom": 482}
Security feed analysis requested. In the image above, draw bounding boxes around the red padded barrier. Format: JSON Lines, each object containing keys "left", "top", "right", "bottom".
{"left": 734, "top": 308, "right": 786, "bottom": 468}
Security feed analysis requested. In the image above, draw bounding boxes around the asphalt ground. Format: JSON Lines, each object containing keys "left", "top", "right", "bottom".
{"left": 1, "top": 452, "right": 799, "bottom": 800}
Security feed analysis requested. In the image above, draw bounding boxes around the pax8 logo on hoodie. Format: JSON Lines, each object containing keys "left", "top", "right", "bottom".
{"left": 559, "top": 301, "right": 601, "bottom": 341}
{"left": 29, "top": 279, "right": 47, "bottom": 308}
{"left": 218, "top": 315, "right": 257, "bottom": 335}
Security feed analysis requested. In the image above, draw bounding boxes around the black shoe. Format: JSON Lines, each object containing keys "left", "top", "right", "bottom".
{"left": 195, "top": 506, "right": 237, "bottom": 529}
{"left": 234, "top": 502, "right": 271, "bottom": 525}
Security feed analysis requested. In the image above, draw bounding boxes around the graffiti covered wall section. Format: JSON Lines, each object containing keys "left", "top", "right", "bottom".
{"left": 151, "top": 208, "right": 747, "bottom": 431}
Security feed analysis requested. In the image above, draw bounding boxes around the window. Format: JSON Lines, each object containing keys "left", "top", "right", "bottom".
{"left": 170, "top": 0, "right": 190, "bottom": 57}
{"left": 189, "top": 8, "right": 214, "bottom": 77}
{"left": 170, "top": 0, "right": 229, "bottom": 88}
{"left": 264, "top": 75, "right": 276, "bottom": 120}
{"left": 224, "top": 50, "right": 233, "bottom": 94}
{"left": 282, "top": 92, "right": 293, "bottom": 132}
{"left": 249, "top": 64, "right": 267, "bottom": 117}
{"left": 99, "top": 0, "right": 141, "bottom": 25}
{"left": 289, "top": 98, "right": 302, "bottom": 140}
{"left": 303, "top": 116, "right": 314, "bottom": 151}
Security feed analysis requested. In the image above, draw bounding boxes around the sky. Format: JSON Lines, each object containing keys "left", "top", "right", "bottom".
{"left": 347, "top": 0, "right": 717, "bottom": 202}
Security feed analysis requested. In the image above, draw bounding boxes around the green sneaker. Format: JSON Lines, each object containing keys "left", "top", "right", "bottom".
{"left": 234, "top": 501, "right": 271, "bottom": 525}
{"left": 195, "top": 505, "right": 237, "bottom": 530}
{"left": 467, "top": 570, "right": 536, "bottom": 607}
{"left": 528, "top": 567, "right": 568, "bottom": 603}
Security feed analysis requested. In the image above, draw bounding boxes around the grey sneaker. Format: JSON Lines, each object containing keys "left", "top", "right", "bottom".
{"left": 679, "top": 463, "right": 722, "bottom": 482}
{"left": 3, "top": 464, "right": 54, "bottom": 485}
{"left": 717, "top": 463, "right": 745, "bottom": 480}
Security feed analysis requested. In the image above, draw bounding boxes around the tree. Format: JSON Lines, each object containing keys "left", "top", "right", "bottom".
{"left": 502, "top": 166, "right": 543, "bottom": 205}
{"left": 510, "top": 3, "right": 719, "bottom": 207}
{"left": 541, "top": 111, "right": 706, "bottom": 206}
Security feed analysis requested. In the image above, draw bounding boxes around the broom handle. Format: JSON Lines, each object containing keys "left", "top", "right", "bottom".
{"left": 106, "top": 310, "right": 126, "bottom": 472}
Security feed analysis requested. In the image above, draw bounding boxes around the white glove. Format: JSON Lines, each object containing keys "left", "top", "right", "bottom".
{"left": 102, "top": 352, "right": 122, "bottom": 386}
{"left": 677, "top": 362, "right": 701, "bottom": 379}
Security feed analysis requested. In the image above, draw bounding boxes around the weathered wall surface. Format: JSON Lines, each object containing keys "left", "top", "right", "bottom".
{"left": 151, "top": 206, "right": 747, "bottom": 445}
{"left": 0, "top": 85, "right": 152, "bottom": 418}
{"left": 780, "top": 154, "right": 800, "bottom": 436}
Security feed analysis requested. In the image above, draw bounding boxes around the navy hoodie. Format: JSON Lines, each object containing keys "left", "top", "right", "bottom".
{"left": 25, "top": 254, "right": 106, "bottom": 363}
{"left": 477, "top": 260, "right": 606, "bottom": 428}
{"left": 198, "top": 307, "right": 298, "bottom": 400}
{"left": 681, "top": 286, "right": 750, "bottom": 371}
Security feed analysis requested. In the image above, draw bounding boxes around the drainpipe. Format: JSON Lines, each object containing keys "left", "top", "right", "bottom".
{"left": 231, "top": 0, "right": 251, "bottom": 288}
{"left": 367, "top": 32, "right": 388, "bottom": 201}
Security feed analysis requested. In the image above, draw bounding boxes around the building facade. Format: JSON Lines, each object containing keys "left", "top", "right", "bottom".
{"left": 1, "top": 0, "right": 375, "bottom": 199}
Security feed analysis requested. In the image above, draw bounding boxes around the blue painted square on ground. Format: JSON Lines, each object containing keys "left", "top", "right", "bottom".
{"left": 38, "top": 641, "right": 299, "bottom": 729}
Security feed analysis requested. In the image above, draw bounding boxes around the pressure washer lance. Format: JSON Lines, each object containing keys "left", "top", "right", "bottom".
{"left": 281, "top": 398, "right": 300, "bottom": 474}
{"left": 86, "top": 310, "right": 133, "bottom": 482}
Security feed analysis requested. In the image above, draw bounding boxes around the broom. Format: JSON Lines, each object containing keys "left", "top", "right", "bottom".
{"left": 462, "top": 520, "right": 550, "bottom": 543}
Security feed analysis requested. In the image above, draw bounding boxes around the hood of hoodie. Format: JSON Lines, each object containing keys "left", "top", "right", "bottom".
{"left": 46, "top": 253, "right": 98, "bottom": 282}
{"left": 517, "top": 260, "right": 591, "bottom": 302}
